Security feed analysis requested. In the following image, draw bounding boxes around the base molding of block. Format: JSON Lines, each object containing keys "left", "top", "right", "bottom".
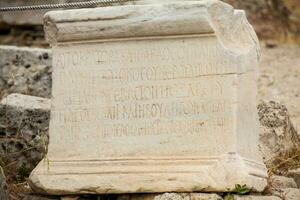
{"left": 29, "top": 153, "right": 267, "bottom": 195}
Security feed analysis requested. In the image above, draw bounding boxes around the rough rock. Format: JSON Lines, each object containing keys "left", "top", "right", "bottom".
{"left": 287, "top": 168, "right": 300, "bottom": 188}
{"left": 258, "top": 100, "right": 300, "bottom": 164}
{"left": 0, "top": 93, "right": 50, "bottom": 181}
{"left": 117, "top": 193, "right": 223, "bottom": 200}
{"left": 269, "top": 175, "right": 298, "bottom": 190}
{"left": 60, "top": 196, "right": 80, "bottom": 200}
{"left": 267, "top": 175, "right": 298, "bottom": 196}
{"left": 281, "top": 188, "right": 300, "bottom": 200}
{"left": 0, "top": 45, "right": 52, "bottom": 100}
{"left": 232, "top": 195, "right": 281, "bottom": 200}
{"left": 21, "top": 195, "right": 59, "bottom": 200}
{"left": 0, "top": 166, "right": 10, "bottom": 200}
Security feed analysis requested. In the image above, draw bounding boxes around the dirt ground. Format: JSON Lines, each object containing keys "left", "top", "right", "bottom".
{"left": 259, "top": 45, "right": 300, "bottom": 132}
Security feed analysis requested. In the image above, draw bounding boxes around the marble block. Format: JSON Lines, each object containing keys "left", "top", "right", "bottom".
{"left": 29, "top": 0, "right": 268, "bottom": 195}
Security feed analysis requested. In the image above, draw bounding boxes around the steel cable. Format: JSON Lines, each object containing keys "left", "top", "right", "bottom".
{"left": 0, "top": 0, "right": 134, "bottom": 12}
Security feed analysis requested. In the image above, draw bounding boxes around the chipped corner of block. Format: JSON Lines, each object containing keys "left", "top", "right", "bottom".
{"left": 206, "top": 0, "right": 260, "bottom": 59}
{"left": 44, "top": 12, "right": 58, "bottom": 46}
{"left": 42, "top": 0, "right": 260, "bottom": 58}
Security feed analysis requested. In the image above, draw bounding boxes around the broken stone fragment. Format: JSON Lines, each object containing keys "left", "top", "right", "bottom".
{"left": 232, "top": 195, "right": 281, "bottom": 200}
{"left": 0, "top": 45, "right": 52, "bottom": 99}
{"left": 280, "top": 188, "right": 300, "bottom": 200}
{"left": 258, "top": 100, "right": 300, "bottom": 165}
{"left": 0, "top": 93, "right": 50, "bottom": 181}
{"left": 267, "top": 175, "right": 298, "bottom": 197}
{"left": 287, "top": 168, "right": 300, "bottom": 188}
{"left": 269, "top": 175, "right": 298, "bottom": 190}
{"left": 21, "top": 195, "right": 59, "bottom": 200}
{"left": 117, "top": 193, "right": 223, "bottom": 200}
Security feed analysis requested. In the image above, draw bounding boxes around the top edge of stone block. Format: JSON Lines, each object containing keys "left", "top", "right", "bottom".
{"left": 43, "top": 0, "right": 259, "bottom": 58}
{"left": 0, "top": 93, "right": 51, "bottom": 110}
{"left": 0, "top": 45, "right": 50, "bottom": 52}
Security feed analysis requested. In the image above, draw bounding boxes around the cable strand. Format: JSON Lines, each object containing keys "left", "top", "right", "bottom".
{"left": 0, "top": 0, "right": 133, "bottom": 12}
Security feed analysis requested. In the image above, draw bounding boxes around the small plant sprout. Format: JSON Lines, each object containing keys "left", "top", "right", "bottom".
{"left": 235, "top": 184, "right": 252, "bottom": 195}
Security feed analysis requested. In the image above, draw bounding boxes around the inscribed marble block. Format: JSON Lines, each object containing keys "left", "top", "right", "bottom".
{"left": 29, "top": 0, "right": 268, "bottom": 195}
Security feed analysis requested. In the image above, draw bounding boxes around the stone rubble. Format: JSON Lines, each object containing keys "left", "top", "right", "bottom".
{"left": 267, "top": 175, "right": 298, "bottom": 197}
{"left": 280, "top": 188, "right": 300, "bottom": 200}
{"left": 232, "top": 195, "right": 281, "bottom": 200}
{"left": 0, "top": 45, "right": 52, "bottom": 99}
{"left": 60, "top": 196, "right": 80, "bottom": 200}
{"left": 0, "top": 93, "right": 50, "bottom": 181}
{"left": 287, "top": 168, "right": 300, "bottom": 188}
{"left": 257, "top": 100, "right": 300, "bottom": 165}
{"left": 21, "top": 195, "right": 59, "bottom": 200}
{"left": 118, "top": 193, "right": 223, "bottom": 200}
{"left": 269, "top": 175, "right": 298, "bottom": 190}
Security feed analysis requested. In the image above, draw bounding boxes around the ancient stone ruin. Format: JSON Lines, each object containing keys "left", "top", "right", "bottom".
{"left": 0, "top": 0, "right": 300, "bottom": 200}
{"left": 29, "top": 0, "right": 268, "bottom": 195}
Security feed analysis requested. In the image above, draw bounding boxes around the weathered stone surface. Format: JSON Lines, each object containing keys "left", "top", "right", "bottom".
{"left": 61, "top": 196, "right": 80, "bottom": 200}
{"left": 0, "top": 166, "right": 10, "bottom": 200}
{"left": 232, "top": 195, "right": 281, "bottom": 200}
{"left": 269, "top": 175, "right": 298, "bottom": 190}
{"left": 0, "top": 93, "right": 51, "bottom": 139}
{"left": 0, "top": 45, "right": 52, "bottom": 99}
{"left": 288, "top": 168, "right": 300, "bottom": 188}
{"left": 118, "top": 193, "right": 223, "bottom": 200}
{"left": 281, "top": 188, "right": 300, "bottom": 200}
{"left": 0, "top": 93, "right": 50, "bottom": 181}
{"left": 30, "top": 0, "right": 267, "bottom": 195}
{"left": 258, "top": 100, "right": 300, "bottom": 164}
{"left": 21, "top": 195, "right": 59, "bottom": 200}
{"left": 267, "top": 175, "right": 298, "bottom": 197}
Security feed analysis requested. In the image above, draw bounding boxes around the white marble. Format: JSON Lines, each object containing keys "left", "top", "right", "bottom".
{"left": 29, "top": 0, "right": 268, "bottom": 195}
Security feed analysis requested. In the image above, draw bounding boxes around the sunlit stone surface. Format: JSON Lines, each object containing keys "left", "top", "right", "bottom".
{"left": 29, "top": 0, "right": 268, "bottom": 195}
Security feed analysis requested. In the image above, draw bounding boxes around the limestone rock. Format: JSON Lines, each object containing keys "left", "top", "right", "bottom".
{"left": 0, "top": 45, "right": 52, "bottom": 99}
{"left": 269, "top": 175, "right": 298, "bottom": 190}
{"left": 61, "top": 196, "right": 80, "bottom": 200}
{"left": 287, "top": 168, "right": 300, "bottom": 188}
{"left": 21, "top": 195, "right": 59, "bottom": 200}
{"left": 281, "top": 188, "right": 300, "bottom": 200}
{"left": 258, "top": 100, "right": 300, "bottom": 164}
{"left": 0, "top": 93, "right": 50, "bottom": 181}
{"left": 118, "top": 193, "right": 223, "bottom": 200}
{"left": 0, "top": 93, "right": 51, "bottom": 139}
{"left": 0, "top": 166, "right": 10, "bottom": 200}
{"left": 232, "top": 195, "right": 281, "bottom": 200}
{"left": 267, "top": 175, "right": 298, "bottom": 196}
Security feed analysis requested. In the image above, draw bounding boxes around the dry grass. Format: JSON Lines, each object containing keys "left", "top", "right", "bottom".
{"left": 268, "top": 147, "right": 300, "bottom": 175}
